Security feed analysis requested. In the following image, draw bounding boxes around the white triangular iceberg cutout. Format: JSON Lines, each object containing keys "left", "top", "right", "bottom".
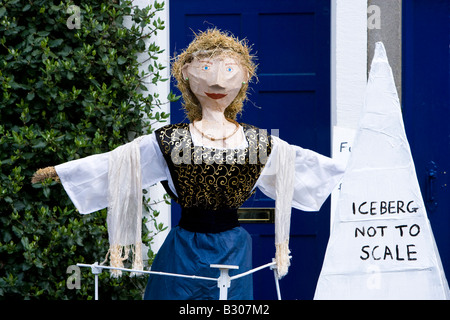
{"left": 314, "top": 42, "right": 449, "bottom": 300}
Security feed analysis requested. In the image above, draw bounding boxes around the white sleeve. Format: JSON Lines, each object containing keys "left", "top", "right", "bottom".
{"left": 55, "top": 133, "right": 168, "bottom": 214}
{"left": 256, "top": 137, "right": 346, "bottom": 212}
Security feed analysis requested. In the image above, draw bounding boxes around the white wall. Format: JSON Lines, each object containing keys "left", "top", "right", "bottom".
{"left": 145, "top": 1, "right": 171, "bottom": 254}
{"left": 125, "top": 0, "right": 172, "bottom": 254}
{"left": 331, "top": 0, "right": 368, "bottom": 133}
{"left": 330, "top": 0, "right": 368, "bottom": 226}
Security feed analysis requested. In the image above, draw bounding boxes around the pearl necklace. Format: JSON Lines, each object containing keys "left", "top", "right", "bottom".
{"left": 193, "top": 119, "right": 240, "bottom": 141}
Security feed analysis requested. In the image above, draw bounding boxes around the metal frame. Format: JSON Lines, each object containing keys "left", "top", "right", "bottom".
{"left": 77, "top": 257, "right": 288, "bottom": 300}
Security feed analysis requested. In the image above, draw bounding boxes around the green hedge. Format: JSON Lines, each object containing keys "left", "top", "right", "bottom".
{"left": 0, "top": 0, "right": 177, "bottom": 299}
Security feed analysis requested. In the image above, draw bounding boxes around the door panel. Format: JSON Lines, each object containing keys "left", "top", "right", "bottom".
{"left": 402, "top": 0, "right": 450, "bottom": 282}
{"left": 170, "top": 0, "right": 331, "bottom": 299}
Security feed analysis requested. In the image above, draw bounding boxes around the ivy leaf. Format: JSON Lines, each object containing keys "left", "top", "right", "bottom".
{"left": 0, "top": 7, "right": 6, "bottom": 18}
{"left": 26, "top": 92, "right": 35, "bottom": 101}
{"left": 117, "top": 56, "right": 126, "bottom": 65}
{"left": 37, "top": 31, "right": 50, "bottom": 37}
{"left": 49, "top": 39, "right": 63, "bottom": 48}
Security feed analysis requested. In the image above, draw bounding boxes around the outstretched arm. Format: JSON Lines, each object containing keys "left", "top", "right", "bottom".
{"left": 30, "top": 133, "right": 169, "bottom": 214}
{"left": 31, "top": 166, "right": 60, "bottom": 184}
{"left": 257, "top": 137, "right": 346, "bottom": 212}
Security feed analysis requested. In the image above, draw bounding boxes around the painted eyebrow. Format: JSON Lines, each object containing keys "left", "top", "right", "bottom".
{"left": 198, "top": 60, "right": 213, "bottom": 64}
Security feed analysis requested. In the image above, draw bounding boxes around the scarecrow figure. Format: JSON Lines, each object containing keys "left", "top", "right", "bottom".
{"left": 32, "top": 29, "right": 344, "bottom": 300}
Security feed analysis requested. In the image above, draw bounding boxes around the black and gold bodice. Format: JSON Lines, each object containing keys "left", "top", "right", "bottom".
{"left": 155, "top": 123, "right": 272, "bottom": 233}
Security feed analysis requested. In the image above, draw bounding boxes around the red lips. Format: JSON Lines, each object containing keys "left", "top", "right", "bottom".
{"left": 205, "top": 92, "right": 228, "bottom": 99}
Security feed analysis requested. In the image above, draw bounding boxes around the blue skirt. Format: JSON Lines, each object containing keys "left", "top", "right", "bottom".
{"left": 143, "top": 226, "right": 253, "bottom": 300}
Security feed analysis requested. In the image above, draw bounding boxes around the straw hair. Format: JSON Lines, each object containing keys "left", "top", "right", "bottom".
{"left": 172, "top": 28, "right": 257, "bottom": 122}
{"left": 31, "top": 166, "right": 60, "bottom": 184}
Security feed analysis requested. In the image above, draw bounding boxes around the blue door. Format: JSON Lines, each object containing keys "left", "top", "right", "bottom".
{"left": 402, "top": 0, "right": 450, "bottom": 282}
{"left": 170, "top": 0, "right": 331, "bottom": 299}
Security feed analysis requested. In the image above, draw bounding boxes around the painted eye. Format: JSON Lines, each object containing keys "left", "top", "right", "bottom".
{"left": 226, "top": 67, "right": 233, "bottom": 72}
{"left": 203, "top": 65, "right": 210, "bottom": 71}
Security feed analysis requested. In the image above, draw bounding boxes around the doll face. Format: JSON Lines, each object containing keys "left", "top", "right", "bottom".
{"left": 182, "top": 54, "right": 247, "bottom": 111}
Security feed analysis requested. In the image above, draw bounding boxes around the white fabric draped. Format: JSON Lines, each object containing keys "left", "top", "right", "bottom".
{"left": 106, "top": 136, "right": 144, "bottom": 277}
{"left": 271, "top": 136, "right": 296, "bottom": 278}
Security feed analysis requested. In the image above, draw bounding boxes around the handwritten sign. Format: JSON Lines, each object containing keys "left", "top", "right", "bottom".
{"left": 330, "top": 126, "right": 355, "bottom": 227}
